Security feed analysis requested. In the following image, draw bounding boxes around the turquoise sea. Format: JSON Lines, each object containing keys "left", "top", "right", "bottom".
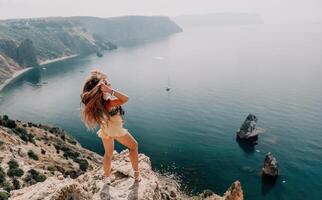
{"left": 1, "top": 23, "right": 322, "bottom": 199}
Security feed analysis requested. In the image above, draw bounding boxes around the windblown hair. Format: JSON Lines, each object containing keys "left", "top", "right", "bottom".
{"left": 80, "top": 70, "right": 110, "bottom": 130}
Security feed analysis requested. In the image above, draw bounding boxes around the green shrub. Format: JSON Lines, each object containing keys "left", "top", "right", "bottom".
{"left": 24, "top": 169, "right": 46, "bottom": 184}
{"left": 63, "top": 150, "right": 80, "bottom": 160}
{"left": 7, "top": 159, "right": 24, "bottom": 177}
{"left": 64, "top": 170, "right": 80, "bottom": 179}
{"left": 7, "top": 159, "right": 18, "bottom": 169}
{"left": 12, "top": 127, "right": 34, "bottom": 143}
{"left": 53, "top": 142, "right": 88, "bottom": 171}
{"left": 5, "top": 120, "right": 16, "bottom": 129}
{"left": 55, "top": 142, "right": 80, "bottom": 161}
{"left": 12, "top": 177, "right": 20, "bottom": 189}
{"left": 7, "top": 168, "right": 24, "bottom": 177}
{"left": 28, "top": 150, "right": 39, "bottom": 160}
{"left": 47, "top": 165, "right": 56, "bottom": 172}
{"left": 0, "top": 191, "right": 9, "bottom": 200}
{"left": 0, "top": 167, "right": 5, "bottom": 184}
{"left": 60, "top": 134, "right": 66, "bottom": 141}
{"left": 76, "top": 159, "right": 89, "bottom": 171}
{"left": 2, "top": 181, "right": 13, "bottom": 192}
{"left": 53, "top": 143, "right": 61, "bottom": 151}
{"left": 0, "top": 115, "right": 16, "bottom": 129}
{"left": 67, "top": 138, "right": 77, "bottom": 145}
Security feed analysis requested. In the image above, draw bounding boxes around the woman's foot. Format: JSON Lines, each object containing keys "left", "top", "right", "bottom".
{"left": 133, "top": 170, "right": 141, "bottom": 182}
{"left": 103, "top": 176, "right": 112, "bottom": 184}
{"left": 102, "top": 174, "right": 115, "bottom": 184}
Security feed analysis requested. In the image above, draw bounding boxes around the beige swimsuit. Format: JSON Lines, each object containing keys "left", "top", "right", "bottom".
{"left": 97, "top": 106, "right": 128, "bottom": 138}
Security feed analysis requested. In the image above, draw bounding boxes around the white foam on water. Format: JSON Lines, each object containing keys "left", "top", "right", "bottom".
{"left": 154, "top": 56, "right": 164, "bottom": 60}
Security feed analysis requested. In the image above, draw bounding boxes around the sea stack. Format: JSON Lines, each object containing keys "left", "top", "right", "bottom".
{"left": 262, "top": 152, "right": 279, "bottom": 177}
{"left": 236, "top": 114, "right": 264, "bottom": 144}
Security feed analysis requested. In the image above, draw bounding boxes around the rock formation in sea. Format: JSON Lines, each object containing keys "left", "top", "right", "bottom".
{"left": 0, "top": 115, "right": 243, "bottom": 200}
{"left": 262, "top": 152, "right": 279, "bottom": 177}
{"left": 236, "top": 114, "right": 265, "bottom": 144}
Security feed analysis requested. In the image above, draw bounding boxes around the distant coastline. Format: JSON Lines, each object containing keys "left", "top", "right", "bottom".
{"left": 0, "top": 15, "right": 182, "bottom": 92}
{"left": 0, "top": 54, "right": 78, "bottom": 91}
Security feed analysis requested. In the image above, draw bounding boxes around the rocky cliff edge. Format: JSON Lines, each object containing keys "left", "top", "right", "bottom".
{"left": 0, "top": 116, "right": 243, "bottom": 200}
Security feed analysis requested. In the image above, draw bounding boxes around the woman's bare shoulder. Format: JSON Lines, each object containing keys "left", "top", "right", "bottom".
{"left": 105, "top": 99, "right": 119, "bottom": 111}
{"left": 108, "top": 99, "right": 126, "bottom": 108}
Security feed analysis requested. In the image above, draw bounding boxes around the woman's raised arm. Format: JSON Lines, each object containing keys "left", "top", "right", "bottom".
{"left": 100, "top": 80, "right": 128, "bottom": 107}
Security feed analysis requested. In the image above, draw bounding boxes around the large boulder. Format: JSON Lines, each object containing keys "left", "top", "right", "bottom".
{"left": 236, "top": 114, "right": 264, "bottom": 144}
{"left": 262, "top": 152, "right": 278, "bottom": 177}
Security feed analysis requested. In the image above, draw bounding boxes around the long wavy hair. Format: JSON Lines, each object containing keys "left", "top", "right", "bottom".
{"left": 80, "top": 70, "right": 110, "bottom": 130}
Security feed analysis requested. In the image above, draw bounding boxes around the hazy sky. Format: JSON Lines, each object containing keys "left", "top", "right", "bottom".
{"left": 0, "top": 0, "right": 321, "bottom": 21}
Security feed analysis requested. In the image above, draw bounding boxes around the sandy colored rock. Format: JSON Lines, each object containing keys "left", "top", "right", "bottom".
{"left": 0, "top": 117, "right": 243, "bottom": 200}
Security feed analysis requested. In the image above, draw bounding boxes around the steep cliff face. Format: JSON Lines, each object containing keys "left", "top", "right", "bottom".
{"left": 3, "top": 39, "right": 38, "bottom": 68}
{"left": 0, "top": 19, "right": 116, "bottom": 61}
{"left": 0, "top": 115, "right": 243, "bottom": 200}
{"left": 0, "top": 19, "right": 114, "bottom": 86}
{"left": 0, "top": 53, "right": 22, "bottom": 85}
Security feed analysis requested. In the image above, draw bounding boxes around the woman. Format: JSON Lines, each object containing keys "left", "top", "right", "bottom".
{"left": 80, "top": 70, "right": 140, "bottom": 183}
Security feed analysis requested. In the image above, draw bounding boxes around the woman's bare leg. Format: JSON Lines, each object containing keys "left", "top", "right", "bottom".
{"left": 102, "top": 137, "right": 114, "bottom": 177}
{"left": 115, "top": 132, "right": 139, "bottom": 178}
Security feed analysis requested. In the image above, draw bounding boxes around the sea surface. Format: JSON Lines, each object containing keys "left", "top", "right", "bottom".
{"left": 1, "top": 23, "right": 322, "bottom": 199}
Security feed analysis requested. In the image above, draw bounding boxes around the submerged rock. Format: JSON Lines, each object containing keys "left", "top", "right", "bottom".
{"left": 236, "top": 114, "right": 264, "bottom": 144}
{"left": 262, "top": 152, "right": 279, "bottom": 177}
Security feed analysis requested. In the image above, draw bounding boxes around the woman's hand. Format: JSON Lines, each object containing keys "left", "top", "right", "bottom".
{"left": 100, "top": 80, "right": 113, "bottom": 94}
{"left": 100, "top": 79, "right": 129, "bottom": 106}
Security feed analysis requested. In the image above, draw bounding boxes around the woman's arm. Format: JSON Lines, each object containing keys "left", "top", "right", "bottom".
{"left": 100, "top": 80, "right": 128, "bottom": 108}
{"left": 109, "top": 90, "right": 129, "bottom": 107}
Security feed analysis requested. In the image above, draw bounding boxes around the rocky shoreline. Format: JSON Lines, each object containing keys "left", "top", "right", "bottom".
{"left": 0, "top": 67, "right": 32, "bottom": 91}
{"left": 0, "top": 115, "right": 243, "bottom": 200}
{"left": 0, "top": 54, "right": 79, "bottom": 91}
